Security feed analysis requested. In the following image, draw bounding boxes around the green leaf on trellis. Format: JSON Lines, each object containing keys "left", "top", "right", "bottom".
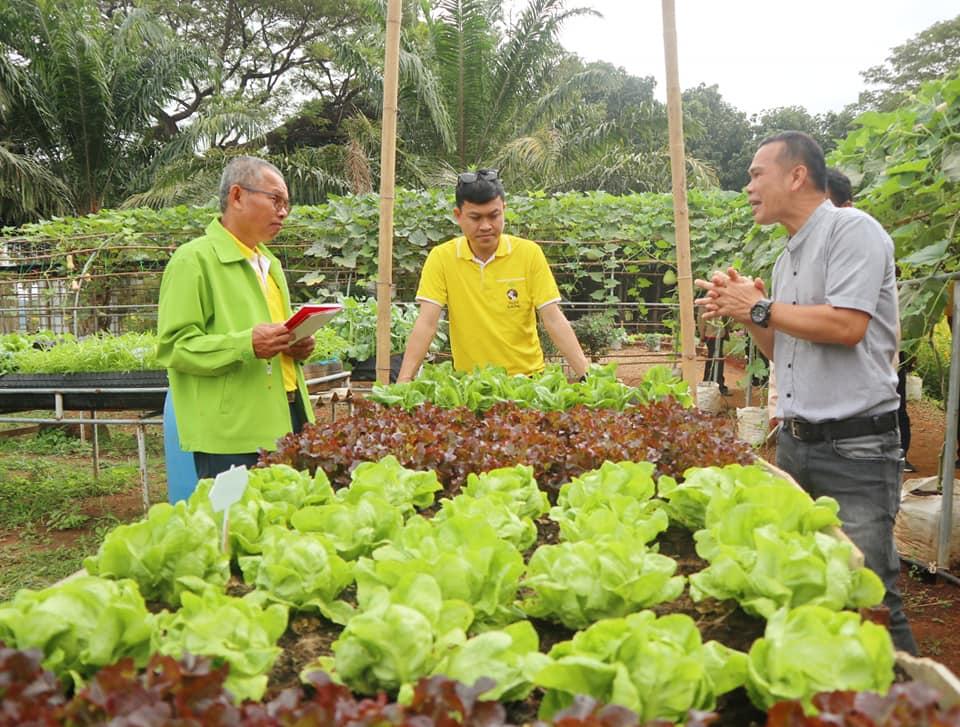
{"left": 886, "top": 159, "right": 929, "bottom": 175}
{"left": 582, "top": 247, "right": 604, "bottom": 261}
{"left": 942, "top": 146, "right": 960, "bottom": 181}
{"left": 899, "top": 240, "right": 949, "bottom": 266}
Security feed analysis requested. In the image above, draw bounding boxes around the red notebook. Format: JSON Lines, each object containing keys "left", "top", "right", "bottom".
{"left": 284, "top": 304, "right": 343, "bottom": 342}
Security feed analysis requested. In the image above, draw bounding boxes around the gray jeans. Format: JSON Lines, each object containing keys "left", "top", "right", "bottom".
{"left": 776, "top": 426, "right": 918, "bottom": 655}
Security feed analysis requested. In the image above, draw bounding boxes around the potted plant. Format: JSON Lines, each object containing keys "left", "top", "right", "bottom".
{"left": 570, "top": 312, "right": 627, "bottom": 363}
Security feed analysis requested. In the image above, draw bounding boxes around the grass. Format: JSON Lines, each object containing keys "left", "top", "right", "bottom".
{"left": 0, "top": 425, "right": 165, "bottom": 458}
{"left": 0, "top": 428, "right": 92, "bottom": 456}
{"left": 0, "top": 425, "right": 167, "bottom": 601}
{"left": 0, "top": 526, "right": 114, "bottom": 602}
{"left": 0, "top": 456, "right": 139, "bottom": 528}
{"left": 922, "top": 638, "right": 944, "bottom": 657}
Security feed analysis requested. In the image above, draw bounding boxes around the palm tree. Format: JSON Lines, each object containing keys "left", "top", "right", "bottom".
{"left": 0, "top": 0, "right": 205, "bottom": 221}
{"left": 417, "top": 0, "right": 596, "bottom": 169}
{"left": 397, "top": 2, "right": 717, "bottom": 193}
{"left": 255, "top": 0, "right": 709, "bottom": 196}
{"left": 485, "top": 59, "right": 719, "bottom": 194}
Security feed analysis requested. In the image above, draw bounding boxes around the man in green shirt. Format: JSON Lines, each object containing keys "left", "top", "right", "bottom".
{"left": 157, "top": 156, "right": 315, "bottom": 478}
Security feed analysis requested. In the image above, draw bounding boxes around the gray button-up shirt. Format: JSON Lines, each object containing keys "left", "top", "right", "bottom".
{"left": 772, "top": 200, "right": 899, "bottom": 422}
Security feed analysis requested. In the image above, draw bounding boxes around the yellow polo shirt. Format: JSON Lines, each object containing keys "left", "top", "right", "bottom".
{"left": 231, "top": 236, "right": 297, "bottom": 392}
{"left": 416, "top": 234, "right": 561, "bottom": 375}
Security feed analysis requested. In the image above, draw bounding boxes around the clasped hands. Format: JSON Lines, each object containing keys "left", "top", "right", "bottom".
{"left": 694, "top": 267, "right": 766, "bottom": 324}
{"left": 252, "top": 323, "right": 315, "bottom": 361}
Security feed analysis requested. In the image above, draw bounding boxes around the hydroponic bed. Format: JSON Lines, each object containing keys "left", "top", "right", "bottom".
{"left": 0, "top": 370, "right": 168, "bottom": 413}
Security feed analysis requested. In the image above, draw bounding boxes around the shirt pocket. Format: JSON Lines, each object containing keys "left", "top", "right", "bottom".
{"left": 492, "top": 276, "right": 530, "bottom": 315}
{"left": 218, "top": 371, "right": 234, "bottom": 414}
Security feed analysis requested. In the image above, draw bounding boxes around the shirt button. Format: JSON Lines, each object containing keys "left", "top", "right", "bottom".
{"left": 787, "top": 363, "right": 792, "bottom": 368}
{"left": 793, "top": 301, "right": 797, "bottom": 305}
{"left": 786, "top": 393, "right": 792, "bottom": 398}
{"left": 793, "top": 272, "right": 797, "bottom": 276}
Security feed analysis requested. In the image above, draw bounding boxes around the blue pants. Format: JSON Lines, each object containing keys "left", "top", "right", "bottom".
{"left": 776, "top": 426, "right": 918, "bottom": 655}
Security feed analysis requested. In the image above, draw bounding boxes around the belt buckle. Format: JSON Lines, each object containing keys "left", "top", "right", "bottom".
{"left": 787, "top": 419, "right": 802, "bottom": 439}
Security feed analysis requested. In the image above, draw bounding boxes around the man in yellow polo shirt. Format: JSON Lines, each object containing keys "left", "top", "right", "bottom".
{"left": 397, "top": 169, "right": 588, "bottom": 381}
{"left": 157, "top": 156, "right": 315, "bottom": 479}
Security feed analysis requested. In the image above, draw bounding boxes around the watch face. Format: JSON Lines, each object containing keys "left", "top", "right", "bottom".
{"left": 751, "top": 300, "right": 769, "bottom": 325}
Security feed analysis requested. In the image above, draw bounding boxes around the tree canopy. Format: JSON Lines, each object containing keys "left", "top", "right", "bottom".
{"left": 859, "top": 13, "right": 960, "bottom": 111}
{"left": 1, "top": 0, "right": 959, "bottom": 224}
{"left": 0, "top": 0, "right": 204, "bottom": 218}
{"left": 682, "top": 84, "right": 751, "bottom": 191}
{"left": 831, "top": 71, "right": 960, "bottom": 349}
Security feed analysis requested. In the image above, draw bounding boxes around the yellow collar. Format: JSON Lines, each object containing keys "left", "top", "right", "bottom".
{"left": 229, "top": 231, "right": 259, "bottom": 259}
{"left": 454, "top": 234, "right": 513, "bottom": 262}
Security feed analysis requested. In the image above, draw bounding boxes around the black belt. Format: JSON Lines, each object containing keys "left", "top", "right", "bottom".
{"left": 286, "top": 390, "right": 297, "bottom": 403}
{"left": 782, "top": 411, "right": 897, "bottom": 443}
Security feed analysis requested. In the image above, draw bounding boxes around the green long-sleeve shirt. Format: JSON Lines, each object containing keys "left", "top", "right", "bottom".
{"left": 156, "top": 218, "right": 313, "bottom": 453}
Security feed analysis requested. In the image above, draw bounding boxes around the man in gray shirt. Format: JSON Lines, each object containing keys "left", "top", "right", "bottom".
{"left": 695, "top": 131, "right": 916, "bottom": 654}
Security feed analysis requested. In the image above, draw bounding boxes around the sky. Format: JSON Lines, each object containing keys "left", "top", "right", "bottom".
{"left": 556, "top": 1, "right": 959, "bottom": 117}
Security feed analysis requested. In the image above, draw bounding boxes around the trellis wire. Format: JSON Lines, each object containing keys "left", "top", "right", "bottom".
{"left": 1, "top": 234, "right": 681, "bottom": 338}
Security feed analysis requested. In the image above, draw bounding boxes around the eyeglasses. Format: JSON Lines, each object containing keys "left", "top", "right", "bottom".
{"left": 238, "top": 185, "right": 290, "bottom": 213}
{"left": 457, "top": 169, "right": 500, "bottom": 186}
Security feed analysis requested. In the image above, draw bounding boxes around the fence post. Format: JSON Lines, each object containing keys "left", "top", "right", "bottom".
{"left": 937, "top": 281, "right": 960, "bottom": 568}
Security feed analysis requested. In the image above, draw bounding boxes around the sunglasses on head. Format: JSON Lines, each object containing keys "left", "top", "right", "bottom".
{"left": 457, "top": 169, "right": 499, "bottom": 185}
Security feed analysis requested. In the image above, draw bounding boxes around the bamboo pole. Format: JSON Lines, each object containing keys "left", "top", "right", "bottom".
{"left": 660, "top": 0, "right": 697, "bottom": 387}
{"left": 937, "top": 280, "right": 960, "bottom": 568}
{"left": 375, "top": 0, "right": 403, "bottom": 384}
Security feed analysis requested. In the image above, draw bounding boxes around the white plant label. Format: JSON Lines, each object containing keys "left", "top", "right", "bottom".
{"left": 209, "top": 465, "right": 249, "bottom": 552}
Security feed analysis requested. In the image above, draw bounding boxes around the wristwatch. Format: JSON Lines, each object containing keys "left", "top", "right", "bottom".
{"left": 750, "top": 298, "right": 774, "bottom": 328}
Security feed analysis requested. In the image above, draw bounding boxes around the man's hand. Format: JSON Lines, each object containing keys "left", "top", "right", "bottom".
{"left": 694, "top": 267, "right": 765, "bottom": 324}
{"left": 286, "top": 335, "right": 315, "bottom": 361}
{"left": 253, "top": 323, "right": 294, "bottom": 359}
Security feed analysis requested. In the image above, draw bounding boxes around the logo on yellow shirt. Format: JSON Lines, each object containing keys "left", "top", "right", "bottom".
{"left": 506, "top": 288, "right": 519, "bottom": 308}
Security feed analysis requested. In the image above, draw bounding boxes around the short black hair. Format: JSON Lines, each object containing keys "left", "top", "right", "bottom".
{"left": 758, "top": 131, "right": 827, "bottom": 192}
{"left": 825, "top": 168, "right": 853, "bottom": 206}
{"left": 455, "top": 169, "right": 505, "bottom": 208}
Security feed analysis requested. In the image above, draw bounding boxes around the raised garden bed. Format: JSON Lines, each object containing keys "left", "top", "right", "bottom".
{"left": 5, "top": 365, "right": 958, "bottom": 725}
{"left": 260, "top": 518, "right": 772, "bottom": 726}
{"left": 0, "top": 370, "right": 168, "bottom": 413}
